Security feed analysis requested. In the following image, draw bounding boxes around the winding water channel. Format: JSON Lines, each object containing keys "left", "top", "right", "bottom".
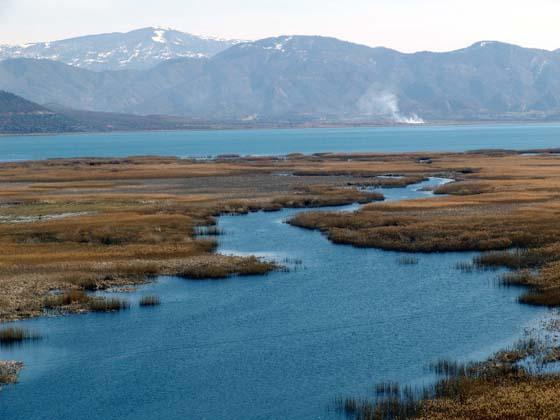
{"left": 0, "top": 178, "right": 549, "bottom": 419}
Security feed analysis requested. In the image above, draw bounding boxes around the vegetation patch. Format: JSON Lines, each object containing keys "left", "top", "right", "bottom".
{"left": 336, "top": 336, "right": 560, "bottom": 420}
{"left": 0, "top": 361, "right": 24, "bottom": 386}
{"left": 0, "top": 327, "right": 41, "bottom": 347}
{"left": 44, "top": 290, "right": 129, "bottom": 313}
{"left": 433, "top": 181, "right": 492, "bottom": 196}
{"left": 139, "top": 295, "right": 161, "bottom": 307}
{"left": 179, "top": 256, "right": 276, "bottom": 280}
{"left": 396, "top": 256, "right": 419, "bottom": 265}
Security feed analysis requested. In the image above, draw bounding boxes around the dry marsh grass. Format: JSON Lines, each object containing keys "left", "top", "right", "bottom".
{"left": 44, "top": 290, "right": 129, "bottom": 313}
{"left": 4, "top": 152, "right": 560, "bottom": 320}
{"left": 338, "top": 336, "right": 560, "bottom": 420}
{"left": 179, "top": 256, "right": 276, "bottom": 279}
{"left": 288, "top": 154, "right": 560, "bottom": 294}
{"left": 4, "top": 152, "right": 560, "bottom": 415}
{"left": 0, "top": 155, "right": 397, "bottom": 321}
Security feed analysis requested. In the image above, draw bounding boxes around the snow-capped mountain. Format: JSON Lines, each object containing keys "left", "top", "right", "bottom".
{"left": 0, "top": 27, "right": 243, "bottom": 71}
{"left": 3, "top": 36, "right": 560, "bottom": 122}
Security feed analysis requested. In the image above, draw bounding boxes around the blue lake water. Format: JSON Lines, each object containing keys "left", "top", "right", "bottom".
{"left": 0, "top": 179, "right": 549, "bottom": 419}
{"left": 1, "top": 123, "right": 560, "bottom": 161}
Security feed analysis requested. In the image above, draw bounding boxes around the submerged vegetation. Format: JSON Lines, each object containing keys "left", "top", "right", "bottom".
{"left": 139, "top": 295, "right": 161, "bottom": 307}
{"left": 0, "top": 327, "right": 41, "bottom": 346}
{"left": 396, "top": 256, "right": 419, "bottom": 265}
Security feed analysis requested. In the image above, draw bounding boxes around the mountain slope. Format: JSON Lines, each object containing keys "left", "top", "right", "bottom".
{"left": 1, "top": 36, "right": 560, "bottom": 122}
{"left": 0, "top": 27, "right": 240, "bottom": 71}
{"left": 131, "top": 37, "right": 560, "bottom": 120}
{"left": 0, "top": 90, "right": 46, "bottom": 113}
{"left": 0, "top": 91, "right": 234, "bottom": 134}
{"left": 0, "top": 91, "right": 78, "bottom": 133}
{"left": 135, "top": 36, "right": 399, "bottom": 117}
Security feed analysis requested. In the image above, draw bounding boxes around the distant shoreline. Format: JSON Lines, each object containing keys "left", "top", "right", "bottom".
{"left": 3, "top": 119, "right": 560, "bottom": 138}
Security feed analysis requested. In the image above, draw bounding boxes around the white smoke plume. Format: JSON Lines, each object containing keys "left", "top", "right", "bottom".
{"left": 358, "top": 87, "right": 424, "bottom": 124}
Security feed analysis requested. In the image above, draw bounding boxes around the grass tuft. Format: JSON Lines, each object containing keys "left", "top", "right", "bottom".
{"left": 89, "top": 297, "right": 130, "bottom": 312}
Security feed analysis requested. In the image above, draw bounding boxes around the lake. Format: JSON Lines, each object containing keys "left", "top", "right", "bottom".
{"left": 1, "top": 123, "right": 560, "bottom": 161}
{"left": 0, "top": 178, "right": 548, "bottom": 419}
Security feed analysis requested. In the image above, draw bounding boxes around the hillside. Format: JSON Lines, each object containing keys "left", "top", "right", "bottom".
{"left": 1, "top": 36, "right": 560, "bottom": 122}
{"left": 0, "top": 91, "right": 240, "bottom": 134}
{"left": 0, "top": 91, "right": 78, "bottom": 133}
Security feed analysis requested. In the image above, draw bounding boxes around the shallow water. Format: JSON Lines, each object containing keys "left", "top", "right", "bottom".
{"left": 0, "top": 179, "right": 549, "bottom": 419}
{"left": 1, "top": 124, "right": 560, "bottom": 161}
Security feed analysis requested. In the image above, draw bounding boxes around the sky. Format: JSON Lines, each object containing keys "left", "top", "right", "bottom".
{"left": 0, "top": 0, "right": 559, "bottom": 52}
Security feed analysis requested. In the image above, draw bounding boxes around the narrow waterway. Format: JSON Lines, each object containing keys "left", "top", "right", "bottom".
{"left": 0, "top": 178, "right": 549, "bottom": 419}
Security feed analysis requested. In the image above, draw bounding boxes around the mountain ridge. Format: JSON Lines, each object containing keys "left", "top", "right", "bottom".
{"left": 0, "top": 27, "right": 241, "bottom": 71}
{"left": 2, "top": 35, "right": 560, "bottom": 122}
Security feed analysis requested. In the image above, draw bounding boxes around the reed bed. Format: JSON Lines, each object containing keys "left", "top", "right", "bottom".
{"left": 3, "top": 152, "right": 560, "bottom": 416}
{"left": 433, "top": 182, "right": 491, "bottom": 196}
{"left": 179, "top": 256, "right": 275, "bottom": 279}
{"left": 194, "top": 226, "right": 224, "bottom": 236}
{"left": 348, "top": 175, "right": 428, "bottom": 189}
{"left": 139, "top": 295, "right": 161, "bottom": 307}
{"left": 44, "top": 291, "right": 129, "bottom": 313}
{"left": 0, "top": 327, "right": 41, "bottom": 346}
{"left": 0, "top": 152, "right": 452, "bottom": 321}
{"left": 473, "top": 249, "right": 560, "bottom": 307}
{"left": 337, "top": 337, "right": 560, "bottom": 420}
{"left": 455, "top": 261, "right": 475, "bottom": 272}
{"left": 396, "top": 256, "right": 419, "bottom": 265}
{"left": 89, "top": 297, "right": 130, "bottom": 312}
{"left": 44, "top": 290, "right": 90, "bottom": 309}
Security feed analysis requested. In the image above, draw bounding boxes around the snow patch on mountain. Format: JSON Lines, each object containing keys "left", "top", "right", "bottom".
{"left": 0, "top": 27, "right": 241, "bottom": 71}
{"left": 152, "top": 29, "right": 167, "bottom": 44}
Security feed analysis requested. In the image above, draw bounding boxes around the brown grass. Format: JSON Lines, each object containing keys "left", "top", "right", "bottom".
{"left": 0, "top": 155, "right": 399, "bottom": 321}
{"left": 338, "top": 336, "right": 560, "bottom": 420}
{"left": 3, "top": 152, "right": 560, "bottom": 320}
{"left": 3, "top": 152, "right": 560, "bottom": 415}
{"left": 287, "top": 153, "right": 560, "bottom": 307}
{"left": 179, "top": 256, "right": 276, "bottom": 279}
{"left": 44, "top": 290, "right": 129, "bottom": 313}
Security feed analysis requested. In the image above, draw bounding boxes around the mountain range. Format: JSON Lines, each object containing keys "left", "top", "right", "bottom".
{"left": 0, "top": 27, "right": 240, "bottom": 71}
{"left": 2, "top": 30, "right": 560, "bottom": 124}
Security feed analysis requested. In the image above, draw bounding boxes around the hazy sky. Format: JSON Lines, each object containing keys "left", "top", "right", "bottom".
{"left": 1, "top": 0, "right": 559, "bottom": 52}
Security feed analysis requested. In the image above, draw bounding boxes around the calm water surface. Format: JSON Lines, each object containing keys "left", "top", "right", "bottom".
{"left": 1, "top": 124, "right": 560, "bottom": 161}
{"left": 0, "top": 179, "right": 549, "bottom": 419}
